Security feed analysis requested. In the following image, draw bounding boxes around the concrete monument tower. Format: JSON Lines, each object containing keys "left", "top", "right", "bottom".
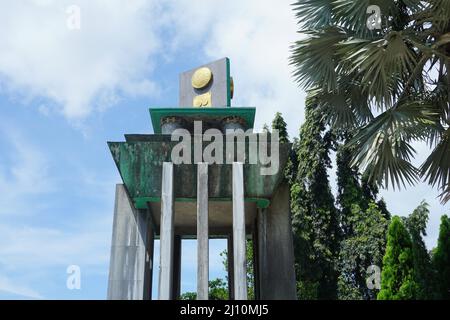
{"left": 106, "top": 58, "right": 297, "bottom": 300}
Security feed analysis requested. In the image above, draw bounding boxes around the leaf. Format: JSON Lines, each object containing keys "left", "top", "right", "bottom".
{"left": 291, "top": 27, "right": 348, "bottom": 91}
{"left": 348, "top": 101, "right": 440, "bottom": 189}
{"left": 292, "top": 0, "right": 334, "bottom": 29}
{"left": 420, "top": 128, "right": 450, "bottom": 202}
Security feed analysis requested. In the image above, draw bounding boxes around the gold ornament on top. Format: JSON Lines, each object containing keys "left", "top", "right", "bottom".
{"left": 191, "top": 67, "right": 213, "bottom": 89}
{"left": 193, "top": 92, "right": 212, "bottom": 107}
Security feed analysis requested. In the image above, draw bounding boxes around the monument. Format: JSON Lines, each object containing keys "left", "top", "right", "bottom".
{"left": 106, "top": 58, "right": 297, "bottom": 300}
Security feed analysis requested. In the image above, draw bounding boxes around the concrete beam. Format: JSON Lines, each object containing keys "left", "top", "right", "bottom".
{"left": 158, "top": 162, "right": 175, "bottom": 300}
{"left": 107, "top": 184, "right": 148, "bottom": 300}
{"left": 232, "top": 162, "right": 248, "bottom": 300}
{"left": 197, "top": 163, "right": 209, "bottom": 300}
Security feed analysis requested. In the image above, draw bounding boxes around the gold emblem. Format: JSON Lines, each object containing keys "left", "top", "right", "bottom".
{"left": 191, "top": 67, "right": 213, "bottom": 89}
{"left": 230, "top": 77, "right": 234, "bottom": 99}
{"left": 193, "top": 92, "right": 212, "bottom": 107}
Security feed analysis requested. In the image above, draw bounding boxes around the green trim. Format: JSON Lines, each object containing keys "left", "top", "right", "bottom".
{"left": 134, "top": 196, "right": 270, "bottom": 209}
{"left": 149, "top": 107, "right": 256, "bottom": 134}
{"left": 226, "top": 57, "right": 231, "bottom": 107}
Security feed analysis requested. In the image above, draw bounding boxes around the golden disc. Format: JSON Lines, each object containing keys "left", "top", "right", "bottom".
{"left": 191, "top": 67, "right": 213, "bottom": 89}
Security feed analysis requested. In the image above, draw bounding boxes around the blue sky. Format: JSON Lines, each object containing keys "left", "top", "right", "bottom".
{"left": 0, "top": 0, "right": 448, "bottom": 300}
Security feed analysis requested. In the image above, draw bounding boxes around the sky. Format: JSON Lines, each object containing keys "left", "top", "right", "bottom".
{"left": 0, "top": 0, "right": 448, "bottom": 300}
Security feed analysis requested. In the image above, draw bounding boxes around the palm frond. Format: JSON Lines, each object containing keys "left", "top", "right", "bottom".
{"left": 420, "top": 128, "right": 450, "bottom": 195}
{"left": 339, "top": 31, "right": 419, "bottom": 107}
{"left": 291, "top": 27, "right": 348, "bottom": 91}
{"left": 292, "top": 0, "right": 334, "bottom": 29}
{"left": 348, "top": 100, "right": 440, "bottom": 189}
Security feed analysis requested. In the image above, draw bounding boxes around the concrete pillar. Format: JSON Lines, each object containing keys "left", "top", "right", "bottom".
{"left": 107, "top": 184, "right": 148, "bottom": 300}
{"left": 257, "top": 184, "right": 297, "bottom": 300}
{"left": 227, "top": 234, "right": 234, "bottom": 300}
{"left": 172, "top": 235, "right": 182, "bottom": 299}
{"left": 232, "top": 162, "right": 248, "bottom": 300}
{"left": 197, "top": 163, "right": 209, "bottom": 300}
{"left": 143, "top": 216, "right": 155, "bottom": 300}
{"left": 158, "top": 162, "right": 175, "bottom": 300}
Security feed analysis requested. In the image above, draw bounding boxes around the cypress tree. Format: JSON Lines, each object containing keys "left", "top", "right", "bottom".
{"left": 271, "top": 112, "right": 289, "bottom": 143}
{"left": 378, "top": 216, "right": 418, "bottom": 300}
{"left": 290, "top": 97, "right": 340, "bottom": 299}
{"left": 404, "top": 202, "right": 436, "bottom": 299}
{"left": 432, "top": 215, "right": 450, "bottom": 300}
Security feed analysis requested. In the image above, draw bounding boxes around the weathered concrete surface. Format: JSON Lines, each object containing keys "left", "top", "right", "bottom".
{"left": 158, "top": 162, "right": 175, "bottom": 300}
{"left": 108, "top": 137, "right": 291, "bottom": 203}
{"left": 107, "top": 184, "right": 149, "bottom": 300}
{"left": 197, "top": 163, "right": 209, "bottom": 300}
{"left": 257, "top": 183, "right": 297, "bottom": 300}
{"left": 232, "top": 162, "right": 248, "bottom": 300}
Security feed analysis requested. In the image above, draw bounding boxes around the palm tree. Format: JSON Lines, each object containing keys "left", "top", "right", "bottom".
{"left": 290, "top": 0, "right": 450, "bottom": 202}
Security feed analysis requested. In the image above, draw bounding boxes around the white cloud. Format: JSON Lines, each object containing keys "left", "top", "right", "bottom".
{"left": 0, "top": 275, "right": 43, "bottom": 300}
{"left": 0, "top": 127, "right": 54, "bottom": 216}
{"left": 0, "top": 0, "right": 163, "bottom": 120}
{"left": 0, "top": 217, "right": 111, "bottom": 270}
{"left": 166, "top": 0, "right": 306, "bottom": 136}
{"left": 0, "top": 0, "right": 304, "bottom": 132}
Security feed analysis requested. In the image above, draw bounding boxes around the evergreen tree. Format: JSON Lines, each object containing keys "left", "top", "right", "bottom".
{"left": 335, "top": 134, "right": 390, "bottom": 300}
{"left": 290, "top": 97, "right": 340, "bottom": 299}
{"left": 378, "top": 216, "right": 418, "bottom": 300}
{"left": 404, "top": 202, "right": 436, "bottom": 299}
{"left": 432, "top": 215, "right": 450, "bottom": 300}
{"left": 271, "top": 112, "right": 289, "bottom": 143}
{"left": 337, "top": 203, "right": 388, "bottom": 300}
{"left": 335, "top": 140, "right": 368, "bottom": 236}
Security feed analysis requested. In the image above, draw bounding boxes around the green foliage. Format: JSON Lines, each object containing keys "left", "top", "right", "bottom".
{"left": 335, "top": 132, "right": 390, "bottom": 300}
{"left": 290, "top": 99, "right": 340, "bottom": 299}
{"left": 220, "top": 239, "right": 255, "bottom": 300}
{"left": 432, "top": 215, "right": 450, "bottom": 299}
{"left": 378, "top": 216, "right": 419, "bottom": 300}
{"left": 181, "top": 239, "right": 254, "bottom": 300}
{"left": 338, "top": 203, "right": 388, "bottom": 300}
{"left": 179, "top": 278, "right": 228, "bottom": 300}
{"left": 208, "top": 278, "right": 229, "bottom": 300}
{"left": 404, "top": 201, "right": 437, "bottom": 299}
{"left": 271, "top": 112, "right": 289, "bottom": 143}
{"left": 179, "top": 291, "right": 197, "bottom": 300}
{"left": 291, "top": 0, "right": 450, "bottom": 202}
{"left": 336, "top": 138, "right": 369, "bottom": 235}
